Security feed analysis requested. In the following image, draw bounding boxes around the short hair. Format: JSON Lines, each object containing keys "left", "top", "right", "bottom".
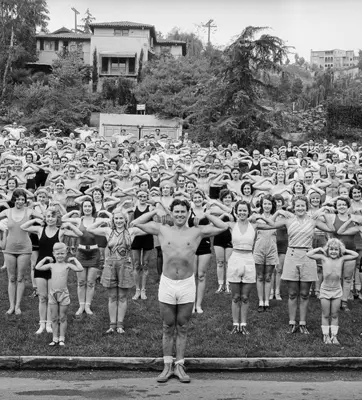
{"left": 53, "top": 242, "right": 67, "bottom": 252}
{"left": 335, "top": 196, "right": 350, "bottom": 208}
{"left": 219, "top": 189, "right": 235, "bottom": 202}
{"left": 234, "top": 200, "right": 251, "bottom": 217}
{"left": 92, "top": 188, "right": 104, "bottom": 199}
{"left": 240, "top": 181, "right": 254, "bottom": 195}
{"left": 292, "top": 195, "right": 309, "bottom": 211}
{"left": 192, "top": 189, "right": 205, "bottom": 200}
{"left": 259, "top": 194, "right": 276, "bottom": 215}
{"left": 324, "top": 238, "right": 346, "bottom": 258}
{"left": 111, "top": 209, "right": 129, "bottom": 229}
{"left": 12, "top": 188, "right": 27, "bottom": 202}
{"left": 273, "top": 194, "right": 285, "bottom": 207}
{"left": 292, "top": 180, "right": 306, "bottom": 195}
{"left": 349, "top": 184, "right": 362, "bottom": 199}
{"left": 170, "top": 199, "right": 191, "bottom": 212}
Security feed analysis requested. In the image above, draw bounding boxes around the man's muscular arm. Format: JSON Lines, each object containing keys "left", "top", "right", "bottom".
{"left": 199, "top": 212, "right": 228, "bottom": 238}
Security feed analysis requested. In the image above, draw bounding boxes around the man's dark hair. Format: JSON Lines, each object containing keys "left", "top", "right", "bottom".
{"left": 170, "top": 199, "right": 190, "bottom": 212}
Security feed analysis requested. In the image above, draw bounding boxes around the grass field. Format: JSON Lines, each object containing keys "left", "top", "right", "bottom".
{"left": 1, "top": 250, "right": 362, "bottom": 358}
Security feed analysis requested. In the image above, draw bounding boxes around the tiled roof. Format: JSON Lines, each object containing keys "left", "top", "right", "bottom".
{"left": 36, "top": 33, "right": 91, "bottom": 39}
{"left": 52, "top": 27, "right": 72, "bottom": 34}
{"left": 89, "top": 21, "right": 154, "bottom": 29}
{"left": 156, "top": 39, "right": 186, "bottom": 45}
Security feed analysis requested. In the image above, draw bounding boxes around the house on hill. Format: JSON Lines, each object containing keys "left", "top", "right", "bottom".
{"left": 31, "top": 21, "right": 186, "bottom": 81}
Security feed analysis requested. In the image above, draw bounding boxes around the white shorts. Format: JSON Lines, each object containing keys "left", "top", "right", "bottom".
{"left": 227, "top": 251, "right": 256, "bottom": 284}
{"left": 158, "top": 274, "right": 196, "bottom": 305}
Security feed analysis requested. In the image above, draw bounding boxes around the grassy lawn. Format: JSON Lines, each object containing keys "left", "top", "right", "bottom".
{"left": 1, "top": 250, "right": 362, "bottom": 358}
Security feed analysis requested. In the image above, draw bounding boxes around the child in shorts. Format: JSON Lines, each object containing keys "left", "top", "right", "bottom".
{"left": 35, "top": 242, "right": 83, "bottom": 346}
{"left": 307, "top": 238, "right": 358, "bottom": 345}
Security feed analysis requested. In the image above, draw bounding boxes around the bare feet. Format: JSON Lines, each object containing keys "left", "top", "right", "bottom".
{"left": 15, "top": 308, "right": 21, "bottom": 315}
{"left": 5, "top": 308, "right": 14, "bottom": 315}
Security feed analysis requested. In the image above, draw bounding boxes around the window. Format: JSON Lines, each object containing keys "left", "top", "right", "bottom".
{"left": 45, "top": 41, "right": 54, "bottom": 50}
{"left": 55, "top": 40, "right": 59, "bottom": 51}
{"left": 39, "top": 39, "right": 44, "bottom": 50}
{"left": 100, "top": 57, "right": 136, "bottom": 75}
{"left": 129, "top": 58, "right": 135, "bottom": 73}
{"left": 111, "top": 57, "right": 126, "bottom": 74}
{"left": 114, "top": 29, "right": 129, "bottom": 36}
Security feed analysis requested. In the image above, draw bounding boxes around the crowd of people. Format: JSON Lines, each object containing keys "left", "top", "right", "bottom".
{"left": 1, "top": 123, "right": 362, "bottom": 382}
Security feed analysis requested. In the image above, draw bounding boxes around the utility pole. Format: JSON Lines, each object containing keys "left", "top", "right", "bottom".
{"left": 202, "top": 19, "right": 217, "bottom": 45}
{"left": 71, "top": 7, "right": 80, "bottom": 33}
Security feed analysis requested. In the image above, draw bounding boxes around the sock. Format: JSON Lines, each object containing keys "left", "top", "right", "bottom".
{"left": 331, "top": 325, "right": 339, "bottom": 336}
{"left": 321, "top": 325, "right": 330, "bottom": 335}
{"left": 264, "top": 301, "right": 269, "bottom": 306}
{"left": 240, "top": 322, "right": 247, "bottom": 327}
{"left": 59, "top": 336, "right": 65, "bottom": 342}
{"left": 259, "top": 300, "right": 264, "bottom": 306}
{"left": 299, "top": 321, "right": 306, "bottom": 326}
{"left": 174, "top": 359, "right": 184, "bottom": 366}
{"left": 52, "top": 337, "right": 59, "bottom": 342}
{"left": 233, "top": 322, "right": 239, "bottom": 326}
{"left": 163, "top": 356, "right": 173, "bottom": 364}
{"left": 289, "top": 320, "right": 296, "bottom": 325}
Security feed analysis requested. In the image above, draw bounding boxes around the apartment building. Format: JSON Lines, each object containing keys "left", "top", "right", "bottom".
{"left": 310, "top": 49, "right": 359, "bottom": 69}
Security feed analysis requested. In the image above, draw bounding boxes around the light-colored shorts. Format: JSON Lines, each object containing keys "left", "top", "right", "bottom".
{"left": 319, "top": 284, "right": 343, "bottom": 300}
{"left": 281, "top": 247, "right": 317, "bottom": 282}
{"left": 48, "top": 288, "right": 70, "bottom": 306}
{"left": 158, "top": 274, "right": 196, "bottom": 305}
{"left": 227, "top": 251, "right": 256, "bottom": 284}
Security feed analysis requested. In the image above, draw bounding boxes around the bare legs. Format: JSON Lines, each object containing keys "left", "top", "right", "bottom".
{"left": 76, "top": 267, "right": 98, "bottom": 315}
{"left": 255, "top": 263, "right": 274, "bottom": 307}
{"left": 287, "top": 280, "right": 312, "bottom": 326}
{"left": 214, "top": 247, "right": 232, "bottom": 292}
{"left": 35, "top": 277, "right": 52, "bottom": 333}
{"left": 342, "top": 260, "right": 356, "bottom": 304}
{"left": 132, "top": 249, "right": 152, "bottom": 300}
{"left": 230, "top": 282, "right": 253, "bottom": 327}
{"left": 50, "top": 304, "right": 68, "bottom": 345}
{"left": 270, "top": 253, "right": 285, "bottom": 299}
{"left": 107, "top": 287, "right": 129, "bottom": 332}
{"left": 321, "top": 298, "right": 341, "bottom": 344}
{"left": 194, "top": 254, "right": 211, "bottom": 313}
{"left": 5, "top": 253, "right": 31, "bottom": 315}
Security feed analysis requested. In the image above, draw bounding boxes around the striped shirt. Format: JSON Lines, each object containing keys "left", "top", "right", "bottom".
{"left": 287, "top": 217, "right": 315, "bottom": 248}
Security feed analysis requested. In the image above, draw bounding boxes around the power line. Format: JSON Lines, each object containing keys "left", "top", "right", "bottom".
{"left": 202, "top": 19, "right": 217, "bottom": 45}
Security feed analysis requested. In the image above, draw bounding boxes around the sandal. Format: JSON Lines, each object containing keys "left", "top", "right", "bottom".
{"left": 116, "top": 327, "right": 125, "bottom": 334}
{"left": 106, "top": 327, "right": 115, "bottom": 334}
{"left": 58, "top": 340, "right": 65, "bottom": 346}
{"left": 49, "top": 341, "right": 58, "bottom": 346}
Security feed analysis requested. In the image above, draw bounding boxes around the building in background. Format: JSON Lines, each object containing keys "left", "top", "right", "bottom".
{"left": 310, "top": 49, "right": 359, "bottom": 69}
{"left": 32, "top": 21, "right": 186, "bottom": 79}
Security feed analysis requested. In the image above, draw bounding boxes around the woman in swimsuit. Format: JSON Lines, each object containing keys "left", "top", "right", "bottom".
{"left": 0, "top": 189, "right": 42, "bottom": 315}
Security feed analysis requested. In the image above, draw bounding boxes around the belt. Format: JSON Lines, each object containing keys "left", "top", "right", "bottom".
{"left": 78, "top": 244, "right": 98, "bottom": 250}
{"left": 288, "top": 246, "right": 309, "bottom": 250}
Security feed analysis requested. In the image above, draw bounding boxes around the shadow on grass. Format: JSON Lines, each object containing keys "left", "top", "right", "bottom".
{"left": 0, "top": 250, "right": 362, "bottom": 358}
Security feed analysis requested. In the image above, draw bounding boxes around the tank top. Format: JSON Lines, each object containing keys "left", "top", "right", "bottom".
{"left": 249, "top": 161, "right": 261, "bottom": 173}
{"left": 333, "top": 214, "right": 356, "bottom": 250}
{"left": 37, "top": 227, "right": 60, "bottom": 263}
{"left": 287, "top": 217, "right": 314, "bottom": 248}
{"left": 134, "top": 204, "right": 150, "bottom": 219}
{"left": 107, "top": 229, "right": 132, "bottom": 261}
{"left": 79, "top": 217, "right": 97, "bottom": 246}
{"left": 231, "top": 222, "right": 255, "bottom": 251}
{"left": 149, "top": 177, "right": 160, "bottom": 189}
{"left": 5, "top": 208, "right": 32, "bottom": 254}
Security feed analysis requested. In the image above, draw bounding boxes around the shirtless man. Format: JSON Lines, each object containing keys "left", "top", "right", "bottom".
{"left": 131, "top": 199, "right": 228, "bottom": 383}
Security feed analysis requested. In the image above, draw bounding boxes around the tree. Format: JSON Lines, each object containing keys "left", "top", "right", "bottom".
{"left": 278, "top": 72, "right": 292, "bottom": 101}
{"left": 92, "top": 48, "right": 98, "bottom": 92}
{"left": 291, "top": 77, "right": 303, "bottom": 101}
{"left": 166, "top": 28, "right": 204, "bottom": 57}
{"left": 81, "top": 8, "right": 95, "bottom": 34}
{"left": 0, "top": 0, "right": 49, "bottom": 98}
{"left": 358, "top": 50, "right": 362, "bottom": 71}
{"left": 189, "top": 26, "right": 290, "bottom": 145}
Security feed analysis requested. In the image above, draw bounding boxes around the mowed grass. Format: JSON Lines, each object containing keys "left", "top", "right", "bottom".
{"left": 1, "top": 250, "right": 362, "bottom": 358}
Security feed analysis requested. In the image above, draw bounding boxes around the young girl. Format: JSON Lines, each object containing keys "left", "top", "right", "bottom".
{"left": 307, "top": 239, "right": 358, "bottom": 345}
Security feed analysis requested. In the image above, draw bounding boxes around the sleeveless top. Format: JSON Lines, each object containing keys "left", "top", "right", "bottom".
{"left": 231, "top": 222, "right": 255, "bottom": 251}
{"left": 134, "top": 204, "right": 150, "bottom": 219}
{"left": 79, "top": 217, "right": 98, "bottom": 246}
{"left": 107, "top": 229, "right": 132, "bottom": 261}
{"left": 287, "top": 217, "right": 314, "bottom": 248}
{"left": 37, "top": 227, "right": 60, "bottom": 263}
{"left": 249, "top": 161, "right": 261, "bottom": 173}
{"left": 5, "top": 208, "right": 32, "bottom": 254}
{"left": 149, "top": 177, "right": 161, "bottom": 189}
{"left": 188, "top": 210, "right": 210, "bottom": 248}
{"left": 333, "top": 214, "right": 356, "bottom": 250}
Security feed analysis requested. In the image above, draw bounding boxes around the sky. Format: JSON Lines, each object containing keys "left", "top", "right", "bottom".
{"left": 45, "top": 0, "right": 362, "bottom": 60}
